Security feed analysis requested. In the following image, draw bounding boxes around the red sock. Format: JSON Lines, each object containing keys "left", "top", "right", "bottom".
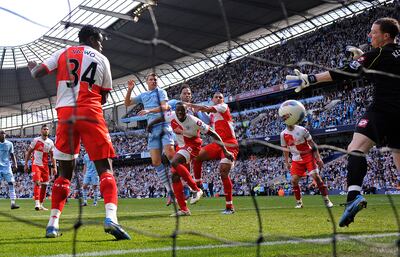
{"left": 317, "top": 181, "right": 329, "bottom": 196}
{"left": 293, "top": 185, "right": 301, "bottom": 201}
{"left": 175, "top": 164, "right": 199, "bottom": 191}
{"left": 34, "top": 184, "right": 40, "bottom": 201}
{"left": 100, "top": 172, "right": 118, "bottom": 205}
{"left": 172, "top": 180, "right": 188, "bottom": 211}
{"left": 221, "top": 177, "right": 233, "bottom": 209}
{"left": 40, "top": 184, "right": 47, "bottom": 203}
{"left": 192, "top": 159, "right": 203, "bottom": 188}
{"left": 51, "top": 177, "right": 70, "bottom": 211}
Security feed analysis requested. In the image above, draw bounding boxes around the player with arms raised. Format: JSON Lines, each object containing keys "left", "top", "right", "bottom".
{"left": 28, "top": 25, "right": 130, "bottom": 240}
{"left": 24, "top": 124, "right": 56, "bottom": 211}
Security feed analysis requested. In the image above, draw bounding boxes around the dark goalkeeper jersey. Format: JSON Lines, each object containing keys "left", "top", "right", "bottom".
{"left": 330, "top": 43, "right": 400, "bottom": 113}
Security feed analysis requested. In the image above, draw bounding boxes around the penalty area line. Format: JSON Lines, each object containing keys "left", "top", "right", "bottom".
{"left": 33, "top": 232, "right": 398, "bottom": 257}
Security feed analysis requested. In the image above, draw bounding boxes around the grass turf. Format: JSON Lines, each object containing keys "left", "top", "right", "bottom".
{"left": 0, "top": 195, "right": 398, "bottom": 257}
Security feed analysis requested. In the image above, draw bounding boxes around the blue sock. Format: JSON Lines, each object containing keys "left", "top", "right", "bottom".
{"left": 155, "top": 164, "right": 171, "bottom": 192}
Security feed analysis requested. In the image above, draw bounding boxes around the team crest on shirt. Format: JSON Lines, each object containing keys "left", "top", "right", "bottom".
{"left": 357, "top": 119, "right": 368, "bottom": 128}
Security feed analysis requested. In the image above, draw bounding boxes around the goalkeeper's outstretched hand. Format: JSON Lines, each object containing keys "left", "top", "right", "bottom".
{"left": 285, "top": 69, "right": 316, "bottom": 93}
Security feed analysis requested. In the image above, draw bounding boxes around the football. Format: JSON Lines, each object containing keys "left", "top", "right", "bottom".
{"left": 278, "top": 100, "right": 306, "bottom": 126}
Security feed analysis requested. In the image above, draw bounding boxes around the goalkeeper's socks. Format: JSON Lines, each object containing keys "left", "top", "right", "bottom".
{"left": 346, "top": 151, "right": 367, "bottom": 202}
{"left": 51, "top": 177, "right": 70, "bottom": 212}
{"left": 155, "top": 164, "right": 172, "bottom": 192}
{"left": 48, "top": 209, "right": 61, "bottom": 228}
{"left": 221, "top": 177, "right": 233, "bottom": 209}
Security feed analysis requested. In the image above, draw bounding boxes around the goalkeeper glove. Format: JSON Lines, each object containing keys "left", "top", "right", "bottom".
{"left": 345, "top": 45, "right": 364, "bottom": 60}
{"left": 285, "top": 69, "right": 317, "bottom": 93}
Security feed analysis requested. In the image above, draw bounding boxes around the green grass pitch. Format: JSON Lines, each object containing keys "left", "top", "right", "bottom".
{"left": 0, "top": 195, "right": 398, "bottom": 257}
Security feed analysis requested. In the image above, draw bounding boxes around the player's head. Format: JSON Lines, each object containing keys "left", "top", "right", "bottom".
{"left": 0, "top": 130, "right": 5, "bottom": 141}
{"left": 369, "top": 17, "right": 400, "bottom": 48}
{"left": 78, "top": 25, "right": 104, "bottom": 52}
{"left": 180, "top": 84, "right": 192, "bottom": 103}
{"left": 146, "top": 73, "right": 158, "bottom": 90}
{"left": 212, "top": 92, "right": 224, "bottom": 105}
{"left": 175, "top": 102, "right": 187, "bottom": 121}
{"left": 41, "top": 124, "right": 50, "bottom": 137}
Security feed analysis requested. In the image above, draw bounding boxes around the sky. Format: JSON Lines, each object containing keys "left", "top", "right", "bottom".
{"left": 0, "top": 0, "right": 82, "bottom": 46}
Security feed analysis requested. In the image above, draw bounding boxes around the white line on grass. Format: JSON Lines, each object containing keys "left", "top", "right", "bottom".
{"left": 33, "top": 232, "right": 398, "bottom": 257}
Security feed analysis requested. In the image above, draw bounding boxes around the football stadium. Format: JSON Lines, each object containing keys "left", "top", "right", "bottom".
{"left": 0, "top": 0, "right": 399, "bottom": 256}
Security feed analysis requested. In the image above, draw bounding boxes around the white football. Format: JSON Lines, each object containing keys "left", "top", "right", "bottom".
{"left": 278, "top": 100, "right": 306, "bottom": 126}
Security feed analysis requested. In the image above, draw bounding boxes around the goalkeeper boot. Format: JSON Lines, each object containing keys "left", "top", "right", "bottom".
{"left": 104, "top": 218, "right": 131, "bottom": 240}
{"left": 339, "top": 195, "right": 367, "bottom": 227}
{"left": 46, "top": 226, "right": 61, "bottom": 238}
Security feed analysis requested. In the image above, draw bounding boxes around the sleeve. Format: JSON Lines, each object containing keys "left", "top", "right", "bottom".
{"left": 50, "top": 140, "right": 55, "bottom": 151}
{"left": 101, "top": 57, "right": 112, "bottom": 91}
{"left": 329, "top": 49, "right": 381, "bottom": 81}
{"left": 164, "top": 111, "right": 175, "bottom": 123}
{"left": 9, "top": 142, "right": 14, "bottom": 154}
{"left": 303, "top": 127, "right": 312, "bottom": 140}
{"left": 211, "top": 103, "right": 228, "bottom": 113}
{"left": 132, "top": 93, "right": 142, "bottom": 104}
{"left": 193, "top": 116, "right": 210, "bottom": 134}
{"left": 280, "top": 132, "right": 286, "bottom": 147}
{"left": 168, "top": 99, "right": 178, "bottom": 111}
{"left": 196, "top": 111, "right": 210, "bottom": 124}
{"left": 43, "top": 48, "right": 64, "bottom": 73}
{"left": 158, "top": 89, "right": 169, "bottom": 102}
{"left": 29, "top": 138, "right": 37, "bottom": 149}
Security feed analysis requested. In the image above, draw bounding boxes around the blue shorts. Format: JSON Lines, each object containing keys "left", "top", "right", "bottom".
{"left": 0, "top": 167, "right": 15, "bottom": 183}
{"left": 147, "top": 125, "right": 174, "bottom": 150}
{"left": 83, "top": 172, "right": 99, "bottom": 185}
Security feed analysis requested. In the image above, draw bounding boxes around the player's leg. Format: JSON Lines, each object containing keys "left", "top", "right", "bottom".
{"left": 220, "top": 161, "right": 234, "bottom": 214}
{"left": 291, "top": 174, "right": 302, "bottom": 208}
{"left": 192, "top": 144, "right": 217, "bottom": 189}
{"left": 310, "top": 172, "right": 333, "bottom": 208}
{"left": 170, "top": 171, "right": 191, "bottom": 216}
{"left": 94, "top": 159, "right": 131, "bottom": 240}
{"left": 40, "top": 167, "right": 50, "bottom": 210}
{"left": 339, "top": 132, "right": 373, "bottom": 227}
{"left": 171, "top": 151, "right": 202, "bottom": 204}
{"left": 32, "top": 165, "right": 41, "bottom": 210}
{"left": 92, "top": 184, "right": 99, "bottom": 206}
{"left": 81, "top": 183, "right": 89, "bottom": 206}
{"left": 150, "top": 148, "right": 173, "bottom": 200}
{"left": 4, "top": 171, "right": 19, "bottom": 209}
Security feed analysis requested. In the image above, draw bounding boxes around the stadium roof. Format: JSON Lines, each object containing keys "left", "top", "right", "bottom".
{"left": 0, "top": 0, "right": 393, "bottom": 129}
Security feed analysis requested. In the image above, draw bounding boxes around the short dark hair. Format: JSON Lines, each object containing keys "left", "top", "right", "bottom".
{"left": 78, "top": 25, "right": 102, "bottom": 44}
{"left": 41, "top": 124, "right": 48, "bottom": 129}
{"left": 374, "top": 17, "right": 400, "bottom": 39}
{"left": 180, "top": 84, "right": 191, "bottom": 93}
{"left": 146, "top": 72, "right": 158, "bottom": 80}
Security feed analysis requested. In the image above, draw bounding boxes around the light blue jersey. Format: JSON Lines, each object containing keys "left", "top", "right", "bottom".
{"left": 133, "top": 87, "right": 169, "bottom": 125}
{"left": 0, "top": 140, "right": 14, "bottom": 169}
{"left": 168, "top": 99, "right": 210, "bottom": 124}
{"left": 0, "top": 140, "right": 15, "bottom": 183}
{"left": 133, "top": 87, "right": 174, "bottom": 150}
{"left": 83, "top": 153, "right": 99, "bottom": 185}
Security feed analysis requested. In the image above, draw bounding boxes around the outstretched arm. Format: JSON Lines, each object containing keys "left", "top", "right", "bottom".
{"left": 185, "top": 103, "right": 217, "bottom": 113}
{"left": 146, "top": 116, "right": 165, "bottom": 132}
{"left": 28, "top": 61, "right": 48, "bottom": 78}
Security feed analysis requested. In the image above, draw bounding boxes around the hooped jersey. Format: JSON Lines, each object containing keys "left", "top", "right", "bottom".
{"left": 209, "top": 103, "right": 238, "bottom": 145}
{"left": 42, "top": 45, "right": 112, "bottom": 110}
{"left": 164, "top": 111, "right": 210, "bottom": 147}
{"left": 280, "top": 125, "right": 313, "bottom": 162}
{"left": 29, "top": 137, "right": 54, "bottom": 166}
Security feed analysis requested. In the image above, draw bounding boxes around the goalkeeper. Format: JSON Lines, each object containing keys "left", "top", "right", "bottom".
{"left": 285, "top": 17, "right": 400, "bottom": 227}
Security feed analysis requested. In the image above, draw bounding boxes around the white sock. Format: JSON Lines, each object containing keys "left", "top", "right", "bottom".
{"left": 11, "top": 199, "right": 15, "bottom": 205}
{"left": 35, "top": 200, "right": 40, "bottom": 206}
{"left": 48, "top": 209, "right": 61, "bottom": 228}
{"left": 105, "top": 203, "right": 118, "bottom": 224}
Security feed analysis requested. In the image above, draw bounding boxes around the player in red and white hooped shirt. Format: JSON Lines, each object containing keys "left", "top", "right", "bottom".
{"left": 28, "top": 25, "right": 130, "bottom": 240}
{"left": 148, "top": 102, "right": 233, "bottom": 216}
{"left": 280, "top": 124, "right": 333, "bottom": 209}
{"left": 186, "top": 92, "right": 239, "bottom": 214}
{"left": 24, "top": 124, "right": 56, "bottom": 211}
